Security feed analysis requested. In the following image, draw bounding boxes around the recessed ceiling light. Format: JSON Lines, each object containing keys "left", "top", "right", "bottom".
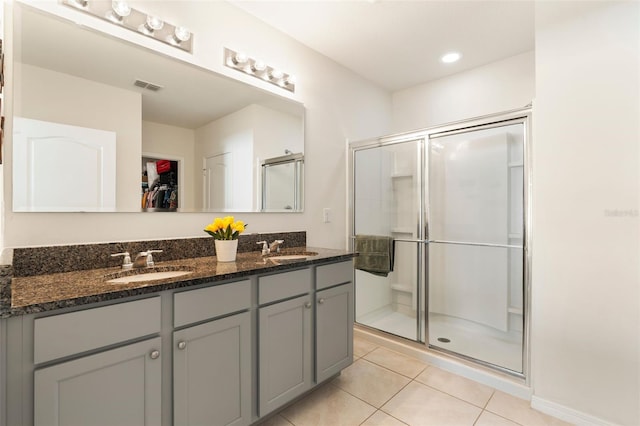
{"left": 441, "top": 52, "right": 461, "bottom": 63}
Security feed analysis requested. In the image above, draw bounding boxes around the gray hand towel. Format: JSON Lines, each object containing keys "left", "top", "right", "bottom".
{"left": 354, "top": 235, "right": 395, "bottom": 277}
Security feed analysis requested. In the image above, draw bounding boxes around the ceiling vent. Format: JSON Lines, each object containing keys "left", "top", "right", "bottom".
{"left": 134, "top": 79, "right": 163, "bottom": 91}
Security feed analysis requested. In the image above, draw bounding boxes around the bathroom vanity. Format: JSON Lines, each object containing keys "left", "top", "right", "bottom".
{"left": 0, "top": 237, "right": 355, "bottom": 426}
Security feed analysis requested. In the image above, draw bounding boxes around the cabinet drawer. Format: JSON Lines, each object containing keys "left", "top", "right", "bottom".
{"left": 259, "top": 268, "right": 311, "bottom": 305}
{"left": 174, "top": 280, "right": 251, "bottom": 327}
{"left": 316, "top": 261, "right": 354, "bottom": 290}
{"left": 34, "top": 297, "right": 161, "bottom": 364}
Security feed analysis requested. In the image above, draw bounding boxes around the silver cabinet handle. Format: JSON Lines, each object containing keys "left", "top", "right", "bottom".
{"left": 318, "top": 298, "right": 325, "bottom": 304}
{"left": 304, "top": 302, "right": 311, "bottom": 309}
{"left": 150, "top": 350, "right": 160, "bottom": 360}
{"left": 177, "top": 341, "right": 187, "bottom": 350}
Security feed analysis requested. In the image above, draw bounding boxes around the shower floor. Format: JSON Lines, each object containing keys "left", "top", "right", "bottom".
{"left": 357, "top": 306, "right": 523, "bottom": 372}
{"left": 429, "top": 313, "right": 523, "bottom": 373}
{"left": 357, "top": 306, "right": 417, "bottom": 340}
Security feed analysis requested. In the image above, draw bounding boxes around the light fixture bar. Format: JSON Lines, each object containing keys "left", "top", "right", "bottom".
{"left": 224, "top": 48, "right": 296, "bottom": 93}
{"left": 62, "top": 0, "right": 193, "bottom": 53}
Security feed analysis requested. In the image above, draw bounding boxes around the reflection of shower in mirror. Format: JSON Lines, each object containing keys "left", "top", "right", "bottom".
{"left": 261, "top": 153, "right": 304, "bottom": 212}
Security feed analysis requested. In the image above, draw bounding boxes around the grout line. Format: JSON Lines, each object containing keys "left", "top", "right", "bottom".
{"left": 332, "top": 371, "right": 409, "bottom": 410}
{"left": 472, "top": 409, "right": 483, "bottom": 426}
{"left": 483, "top": 390, "right": 496, "bottom": 409}
{"left": 360, "top": 356, "right": 428, "bottom": 380}
{"left": 413, "top": 377, "right": 496, "bottom": 410}
{"left": 358, "top": 409, "right": 410, "bottom": 426}
{"left": 481, "top": 409, "right": 527, "bottom": 426}
{"left": 358, "top": 409, "right": 378, "bottom": 425}
{"left": 361, "top": 348, "right": 430, "bottom": 379}
{"left": 482, "top": 408, "right": 527, "bottom": 426}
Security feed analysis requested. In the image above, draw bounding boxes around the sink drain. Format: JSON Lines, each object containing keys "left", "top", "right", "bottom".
{"left": 437, "top": 337, "right": 451, "bottom": 343}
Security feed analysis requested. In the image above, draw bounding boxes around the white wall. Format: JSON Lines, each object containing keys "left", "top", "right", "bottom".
{"left": 195, "top": 106, "right": 255, "bottom": 211}
{"left": 252, "top": 104, "right": 304, "bottom": 162}
{"left": 13, "top": 63, "right": 141, "bottom": 211}
{"left": 141, "top": 121, "right": 195, "bottom": 210}
{"left": 2, "top": 0, "right": 391, "bottom": 251}
{"left": 532, "top": 2, "right": 639, "bottom": 425}
{"left": 392, "top": 51, "right": 534, "bottom": 132}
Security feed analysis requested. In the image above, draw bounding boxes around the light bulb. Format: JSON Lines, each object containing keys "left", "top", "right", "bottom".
{"left": 251, "top": 60, "right": 266, "bottom": 72}
{"left": 173, "top": 27, "right": 191, "bottom": 42}
{"left": 233, "top": 52, "right": 248, "bottom": 65}
{"left": 112, "top": 1, "right": 131, "bottom": 18}
{"left": 69, "top": 0, "right": 88, "bottom": 9}
{"left": 146, "top": 15, "right": 164, "bottom": 31}
{"left": 285, "top": 75, "right": 297, "bottom": 86}
{"left": 269, "top": 69, "right": 284, "bottom": 80}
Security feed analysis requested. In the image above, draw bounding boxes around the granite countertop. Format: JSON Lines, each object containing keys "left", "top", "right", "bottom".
{"left": 3, "top": 247, "right": 355, "bottom": 318}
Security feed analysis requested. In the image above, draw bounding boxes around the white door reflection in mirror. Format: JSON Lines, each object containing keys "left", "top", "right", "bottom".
{"left": 205, "top": 153, "right": 232, "bottom": 211}
{"left": 13, "top": 117, "right": 116, "bottom": 212}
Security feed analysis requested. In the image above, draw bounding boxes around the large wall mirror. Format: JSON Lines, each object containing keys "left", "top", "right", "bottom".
{"left": 12, "top": 3, "right": 305, "bottom": 213}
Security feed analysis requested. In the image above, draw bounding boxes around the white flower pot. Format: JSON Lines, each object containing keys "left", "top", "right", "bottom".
{"left": 215, "top": 239, "right": 238, "bottom": 262}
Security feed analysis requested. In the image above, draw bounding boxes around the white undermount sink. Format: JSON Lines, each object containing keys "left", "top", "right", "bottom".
{"left": 265, "top": 252, "right": 318, "bottom": 263}
{"left": 106, "top": 270, "right": 193, "bottom": 284}
{"left": 270, "top": 255, "right": 311, "bottom": 261}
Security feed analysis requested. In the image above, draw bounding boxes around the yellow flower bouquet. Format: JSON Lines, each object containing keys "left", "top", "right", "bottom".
{"left": 204, "top": 216, "right": 247, "bottom": 240}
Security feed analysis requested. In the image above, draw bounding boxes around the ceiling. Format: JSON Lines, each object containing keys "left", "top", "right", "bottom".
{"left": 228, "top": 0, "right": 535, "bottom": 92}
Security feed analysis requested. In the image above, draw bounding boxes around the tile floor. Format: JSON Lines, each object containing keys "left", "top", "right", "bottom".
{"left": 259, "top": 335, "right": 573, "bottom": 426}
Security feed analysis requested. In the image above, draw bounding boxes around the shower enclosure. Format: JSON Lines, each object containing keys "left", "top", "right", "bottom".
{"left": 349, "top": 109, "right": 530, "bottom": 376}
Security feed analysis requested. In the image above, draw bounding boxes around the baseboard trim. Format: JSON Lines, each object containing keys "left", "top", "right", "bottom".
{"left": 531, "top": 396, "right": 617, "bottom": 426}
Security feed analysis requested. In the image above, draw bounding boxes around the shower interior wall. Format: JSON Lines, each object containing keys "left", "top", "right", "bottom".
{"left": 354, "top": 144, "right": 419, "bottom": 322}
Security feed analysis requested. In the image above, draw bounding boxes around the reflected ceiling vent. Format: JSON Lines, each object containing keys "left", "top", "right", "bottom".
{"left": 134, "top": 79, "right": 163, "bottom": 91}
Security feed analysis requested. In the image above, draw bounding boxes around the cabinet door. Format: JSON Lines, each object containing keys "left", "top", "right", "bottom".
{"left": 259, "top": 295, "right": 312, "bottom": 416}
{"left": 173, "top": 311, "right": 251, "bottom": 426}
{"left": 34, "top": 337, "right": 161, "bottom": 426}
{"left": 316, "top": 283, "right": 354, "bottom": 383}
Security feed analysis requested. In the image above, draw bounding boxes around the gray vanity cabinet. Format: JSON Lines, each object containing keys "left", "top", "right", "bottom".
{"left": 315, "top": 282, "right": 354, "bottom": 383}
{"left": 5, "top": 259, "right": 355, "bottom": 426}
{"left": 257, "top": 268, "right": 313, "bottom": 417}
{"left": 173, "top": 280, "right": 252, "bottom": 426}
{"left": 315, "top": 261, "right": 355, "bottom": 383}
{"left": 258, "top": 294, "right": 313, "bottom": 416}
{"left": 34, "top": 337, "right": 162, "bottom": 426}
{"left": 173, "top": 312, "right": 251, "bottom": 426}
{"left": 31, "top": 297, "right": 163, "bottom": 426}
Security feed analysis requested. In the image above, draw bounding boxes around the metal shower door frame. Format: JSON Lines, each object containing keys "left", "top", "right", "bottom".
{"left": 422, "top": 107, "right": 532, "bottom": 380}
{"left": 348, "top": 106, "right": 532, "bottom": 381}
{"left": 348, "top": 135, "right": 426, "bottom": 342}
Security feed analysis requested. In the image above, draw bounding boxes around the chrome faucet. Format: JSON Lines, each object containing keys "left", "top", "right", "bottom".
{"left": 257, "top": 241, "right": 269, "bottom": 256}
{"left": 269, "top": 240, "right": 284, "bottom": 253}
{"left": 111, "top": 252, "right": 133, "bottom": 270}
{"left": 133, "top": 250, "right": 163, "bottom": 268}
{"left": 257, "top": 240, "right": 284, "bottom": 256}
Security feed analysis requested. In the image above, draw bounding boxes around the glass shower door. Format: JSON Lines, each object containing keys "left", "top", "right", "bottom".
{"left": 352, "top": 138, "right": 424, "bottom": 342}
{"left": 427, "top": 122, "right": 525, "bottom": 373}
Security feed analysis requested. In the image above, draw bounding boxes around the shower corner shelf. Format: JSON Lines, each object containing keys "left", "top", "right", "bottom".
{"left": 391, "top": 227, "right": 414, "bottom": 234}
{"left": 390, "top": 171, "right": 413, "bottom": 179}
{"left": 390, "top": 283, "right": 413, "bottom": 293}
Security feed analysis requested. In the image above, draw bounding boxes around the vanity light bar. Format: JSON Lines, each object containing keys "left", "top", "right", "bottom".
{"left": 224, "top": 48, "right": 296, "bottom": 93}
{"left": 62, "top": 0, "right": 193, "bottom": 53}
